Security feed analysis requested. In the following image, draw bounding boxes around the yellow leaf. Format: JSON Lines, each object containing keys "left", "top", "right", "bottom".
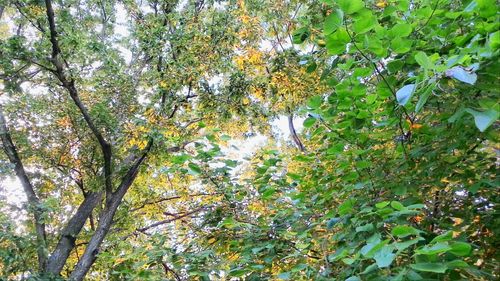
{"left": 376, "top": 1, "right": 388, "bottom": 8}
{"left": 452, "top": 217, "right": 463, "bottom": 226}
{"left": 440, "top": 178, "right": 450, "bottom": 183}
{"left": 411, "top": 123, "right": 423, "bottom": 129}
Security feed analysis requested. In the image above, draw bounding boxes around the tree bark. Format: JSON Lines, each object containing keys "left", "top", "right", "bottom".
{"left": 46, "top": 191, "right": 103, "bottom": 275}
{"left": 288, "top": 114, "right": 305, "bottom": 152}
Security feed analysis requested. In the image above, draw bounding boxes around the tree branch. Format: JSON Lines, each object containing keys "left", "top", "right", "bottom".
{"left": 137, "top": 205, "right": 207, "bottom": 233}
{"left": 288, "top": 114, "right": 305, "bottom": 152}
{"left": 44, "top": 0, "right": 113, "bottom": 198}
{"left": 131, "top": 193, "right": 221, "bottom": 212}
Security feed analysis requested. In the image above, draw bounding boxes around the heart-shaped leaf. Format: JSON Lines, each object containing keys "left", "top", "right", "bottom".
{"left": 465, "top": 108, "right": 498, "bottom": 132}
{"left": 445, "top": 66, "right": 477, "bottom": 85}
{"left": 396, "top": 84, "right": 416, "bottom": 106}
{"left": 324, "top": 9, "right": 343, "bottom": 35}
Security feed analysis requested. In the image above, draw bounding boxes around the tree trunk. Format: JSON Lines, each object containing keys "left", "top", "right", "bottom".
{"left": 46, "top": 191, "right": 103, "bottom": 275}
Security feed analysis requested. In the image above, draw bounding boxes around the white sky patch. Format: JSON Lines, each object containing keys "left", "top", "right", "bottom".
{"left": 114, "top": 44, "right": 133, "bottom": 64}
{"left": 114, "top": 4, "right": 130, "bottom": 38}
{"left": 222, "top": 134, "right": 268, "bottom": 161}
{"left": 208, "top": 75, "right": 224, "bottom": 87}
{"left": 0, "top": 176, "right": 27, "bottom": 205}
{"left": 259, "top": 40, "right": 274, "bottom": 52}
{"left": 271, "top": 115, "right": 304, "bottom": 147}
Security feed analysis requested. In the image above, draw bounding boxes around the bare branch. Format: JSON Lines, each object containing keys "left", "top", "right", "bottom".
{"left": 131, "top": 193, "right": 221, "bottom": 212}
{"left": 137, "top": 206, "right": 207, "bottom": 233}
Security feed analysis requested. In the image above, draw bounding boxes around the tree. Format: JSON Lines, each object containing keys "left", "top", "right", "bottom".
{"left": 0, "top": 0, "right": 498, "bottom": 280}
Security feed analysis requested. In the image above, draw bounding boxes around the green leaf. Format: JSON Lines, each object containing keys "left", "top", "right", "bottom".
{"left": 360, "top": 263, "right": 378, "bottom": 275}
{"left": 353, "top": 11, "right": 377, "bottom": 34}
{"left": 390, "top": 23, "right": 412, "bottom": 37}
{"left": 416, "top": 242, "right": 452, "bottom": 255}
{"left": 391, "top": 37, "right": 412, "bottom": 54}
{"left": 465, "top": 108, "right": 498, "bottom": 132}
{"left": 338, "top": 199, "right": 355, "bottom": 215}
{"left": 394, "top": 237, "right": 424, "bottom": 251}
{"left": 261, "top": 188, "right": 276, "bottom": 200}
{"left": 306, "top": 62, "right": 317, "bottom": 73}
{"left": 447, "top": 260, "right": 469, "bottom": 269}
{"left": 396, "top": 84, "right": 416, "bottom": 106}
{"left": 337, "top": 0, "right": 364, "bottom": 14}
{"left": 277, "top": 272, "right": 291, "bottom": 280}
{"left": 410, "top": 263, "right": 447, "bottom": 273}
{"left": 295, "top": 242, "right": 310, "bottom": 249}
{"left": 367, "top": 36, "right": 386, "bottom": 56}
{"left": 324, "top": 9, "right": 343, "bottom": 35}
{"left": 303, "top": 117, "right": 316, "bottom": 128}
{"left": 391, "top": 225, "right": 419, "bottom": 238}
{"left": 431, "top": 231, "right": 453, "bottom": 243}
{"left": 415, "top": 51, "right": 433, "bottom": 69}
{"left": 360, "top": 235, "right": 384, "bottom": 258}
{"left": 449, "top": 242, "right": 472, "bottom": 256}
{"left": 415, "top": 84, "right": 434, "bottom": 113}
{"left": 327, "top": 217, "right": 341, "bottom": 229}
{"left": 326, "top": 143, "right": 344, "bottom": 155}
{"left": 356, "top": 223, "right": 374, "bottom": 233}
{"left": 171, "top": 154, "right": 190, "bottom": 164}
{"left": 390, "top": 201, "right": 405, "bottom": 211}
{"left": 448, "top": 107, "right": 466, "bottom": 123}
{"left": 291, "top": 263, "right": 308, "bottom": 272}
{"left": 476, "top": 0, "right": 497, "bottom": 17}
{"left": 229, "top": 268, "right": 250, "bottom": 277}
{"left": 292, "top": 27, "right": 310, "bottom": 44}
{"left": 342, "top": 257, "right": 357, "bottom": 265}
{"left": 406, "top": 204, "right": 425, "bottom": 210}
{"left": 224, "top": 160, "right": 238, "bottom": 168}
{"left": 356, "top": 160, "right": 370, "bottom": 169}
{"left": 221, "top": 217, "right": 237, "bottom": 229}
{"left": 308, "top": 96, "right": 323, "bottom": 108}
{"left": 375, "top": 201, "right": 390, "bottom": 209}
{"left": 489, "top": 30, "right": 500, "bottom": 49}
{"left": 325, "top": 29, "right": 350, "bottom": 55}
{"left": 188, "top": 163, "right": 202, "bottom": 175}
{"left": 365, "top": 239, "right": 390, "bottom": 258}
{"left": 373, "top": 246, "right": 396, "bottom": 268}
{"left": 329, "top": 248, "right": 348, "bottom": 261}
